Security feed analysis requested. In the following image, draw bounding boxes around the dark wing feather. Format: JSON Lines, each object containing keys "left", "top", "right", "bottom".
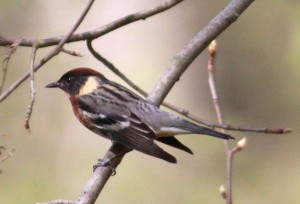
{"left": 157, "top": 137, "right": 193, "bottom": 155}
{"left": 78, "top": 94, "right": 176, "bottom": 163}
{"left": 108, "top": 128, "right": 176, "bottom": 163}
{"left": 78, "top": 94, "right": 155, "bottom": 137}
{"left": 78, "top": 94, "right": 129, "bottom": 130}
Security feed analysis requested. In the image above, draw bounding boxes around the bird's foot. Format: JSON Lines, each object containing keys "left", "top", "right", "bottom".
{"left": 93, "top": 158, "right": 116, "bottom": 176}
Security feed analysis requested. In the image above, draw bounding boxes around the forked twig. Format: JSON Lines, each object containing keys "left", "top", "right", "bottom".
{"left": 207, "top": 40, "right": 246, "bottom": 204}
{"left": 0, "top": 39, "right": 22, "bottom": 93}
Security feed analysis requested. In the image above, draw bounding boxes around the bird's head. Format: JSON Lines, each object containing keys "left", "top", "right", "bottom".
{"left": 46, "top": 68, "right": 105, "bottom": 97}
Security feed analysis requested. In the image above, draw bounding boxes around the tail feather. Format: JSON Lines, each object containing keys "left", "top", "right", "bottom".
{"left": 152, "top": 147, "right": 177, "bottom": 163}
{"left": 157, "top": 136, "right": 193, "bottom": 154}
{"left": 182, "top": 120, "right": 234, "bottom": 140}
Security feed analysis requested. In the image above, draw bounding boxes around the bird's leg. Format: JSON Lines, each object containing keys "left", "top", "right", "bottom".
{"left": 93, "top": 149, "right": 133, "bottom": 175}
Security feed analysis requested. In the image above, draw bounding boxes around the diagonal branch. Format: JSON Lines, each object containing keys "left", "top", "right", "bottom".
{"left": 147, "top": 0, "right": 255, "bottom": 106}
{"left": 0, "top": 0, "right": 95, "bottom": 103}
{"left": 74, "top": 144, "right": 130, "bottom": 204}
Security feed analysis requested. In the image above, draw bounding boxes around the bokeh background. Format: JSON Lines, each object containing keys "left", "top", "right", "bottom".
{"left": 0, "top": 0, "right": 299, "bottom": 203}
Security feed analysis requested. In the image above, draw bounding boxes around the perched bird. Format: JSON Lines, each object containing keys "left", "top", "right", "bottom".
{"left": 46, "top": 68, "right": 233, "bottom": 163}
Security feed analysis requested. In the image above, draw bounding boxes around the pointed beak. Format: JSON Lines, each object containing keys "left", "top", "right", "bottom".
{"left": 45, "top": 81, "right": 61, "bottom": 88}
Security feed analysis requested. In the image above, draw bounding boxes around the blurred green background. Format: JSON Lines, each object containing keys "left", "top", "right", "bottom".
{"left": 0, "top": 0, "right": 299, "bottom": 203}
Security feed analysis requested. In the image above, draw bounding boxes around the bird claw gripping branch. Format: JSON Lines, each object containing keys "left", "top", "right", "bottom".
{"left": 93, "top": 158, "right": 116, "bottom": 176}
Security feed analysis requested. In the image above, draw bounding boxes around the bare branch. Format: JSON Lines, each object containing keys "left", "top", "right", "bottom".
{"left": 0, "top": 0, "right": 95, "bottom": 103}
{"left": 0, "top": 0, "right": 183, "bottom": 48}
{"left": 74, "top": 144, "right": 130, "bottom": 204}
{"left": 147, "top": 0, "right": 255, "bottom": 106}
{"left": 24, "top": 45, "right": 38, "bottom": 131}
{"left": 37, "top": 200, "right": 74, "bottom": 204}
{"left": 88, "top": 39, "right": 291, "bottom": 135}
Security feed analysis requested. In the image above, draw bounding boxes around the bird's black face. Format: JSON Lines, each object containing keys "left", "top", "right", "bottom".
{"left": 46, "top": 74, "right": 88, "bottom": 95}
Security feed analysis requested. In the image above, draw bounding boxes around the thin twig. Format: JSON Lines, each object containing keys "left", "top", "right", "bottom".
{"left": 160, "top": 103, "right": 292, "bottom": 133}
{"left": 87, "top": 39, "right": 291, "bottom": 134}
{"left": 0, "top": 39, "right": 22, "bottom": 93}
{"left": 207, "top": 40, "right": 233, "bottom": 204}
{"left": 61, "top": 47, "right": 84, "bottom": 57}
{"left": 0, "top": 0, "right": 95, "bottom": 103}
{"left": 24, "top": 45, "right": 37, "bottom": 131}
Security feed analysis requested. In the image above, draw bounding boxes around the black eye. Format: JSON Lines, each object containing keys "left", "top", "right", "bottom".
{"left": 67, "top": 77, "right": 72, "bottom": 84}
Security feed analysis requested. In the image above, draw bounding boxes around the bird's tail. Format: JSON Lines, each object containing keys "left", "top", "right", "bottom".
{"left": 182, "top": 120, "right": 234, "bottom": 140}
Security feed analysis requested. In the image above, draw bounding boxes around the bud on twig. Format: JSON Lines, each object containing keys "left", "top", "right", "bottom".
{"left": 283, "top": 128, "right": 293, "bottom": 134}
{"left": 236, "top": 137, "right": 247, "bottom": 151}
{"left": 219, "top": 185, "right": 227, "bottom": 199}
{"left": 208, "top": 40, "right": 217, "bottom": 56}
{"left": 61, "top": 48, "right": 84, "bottom": 57}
